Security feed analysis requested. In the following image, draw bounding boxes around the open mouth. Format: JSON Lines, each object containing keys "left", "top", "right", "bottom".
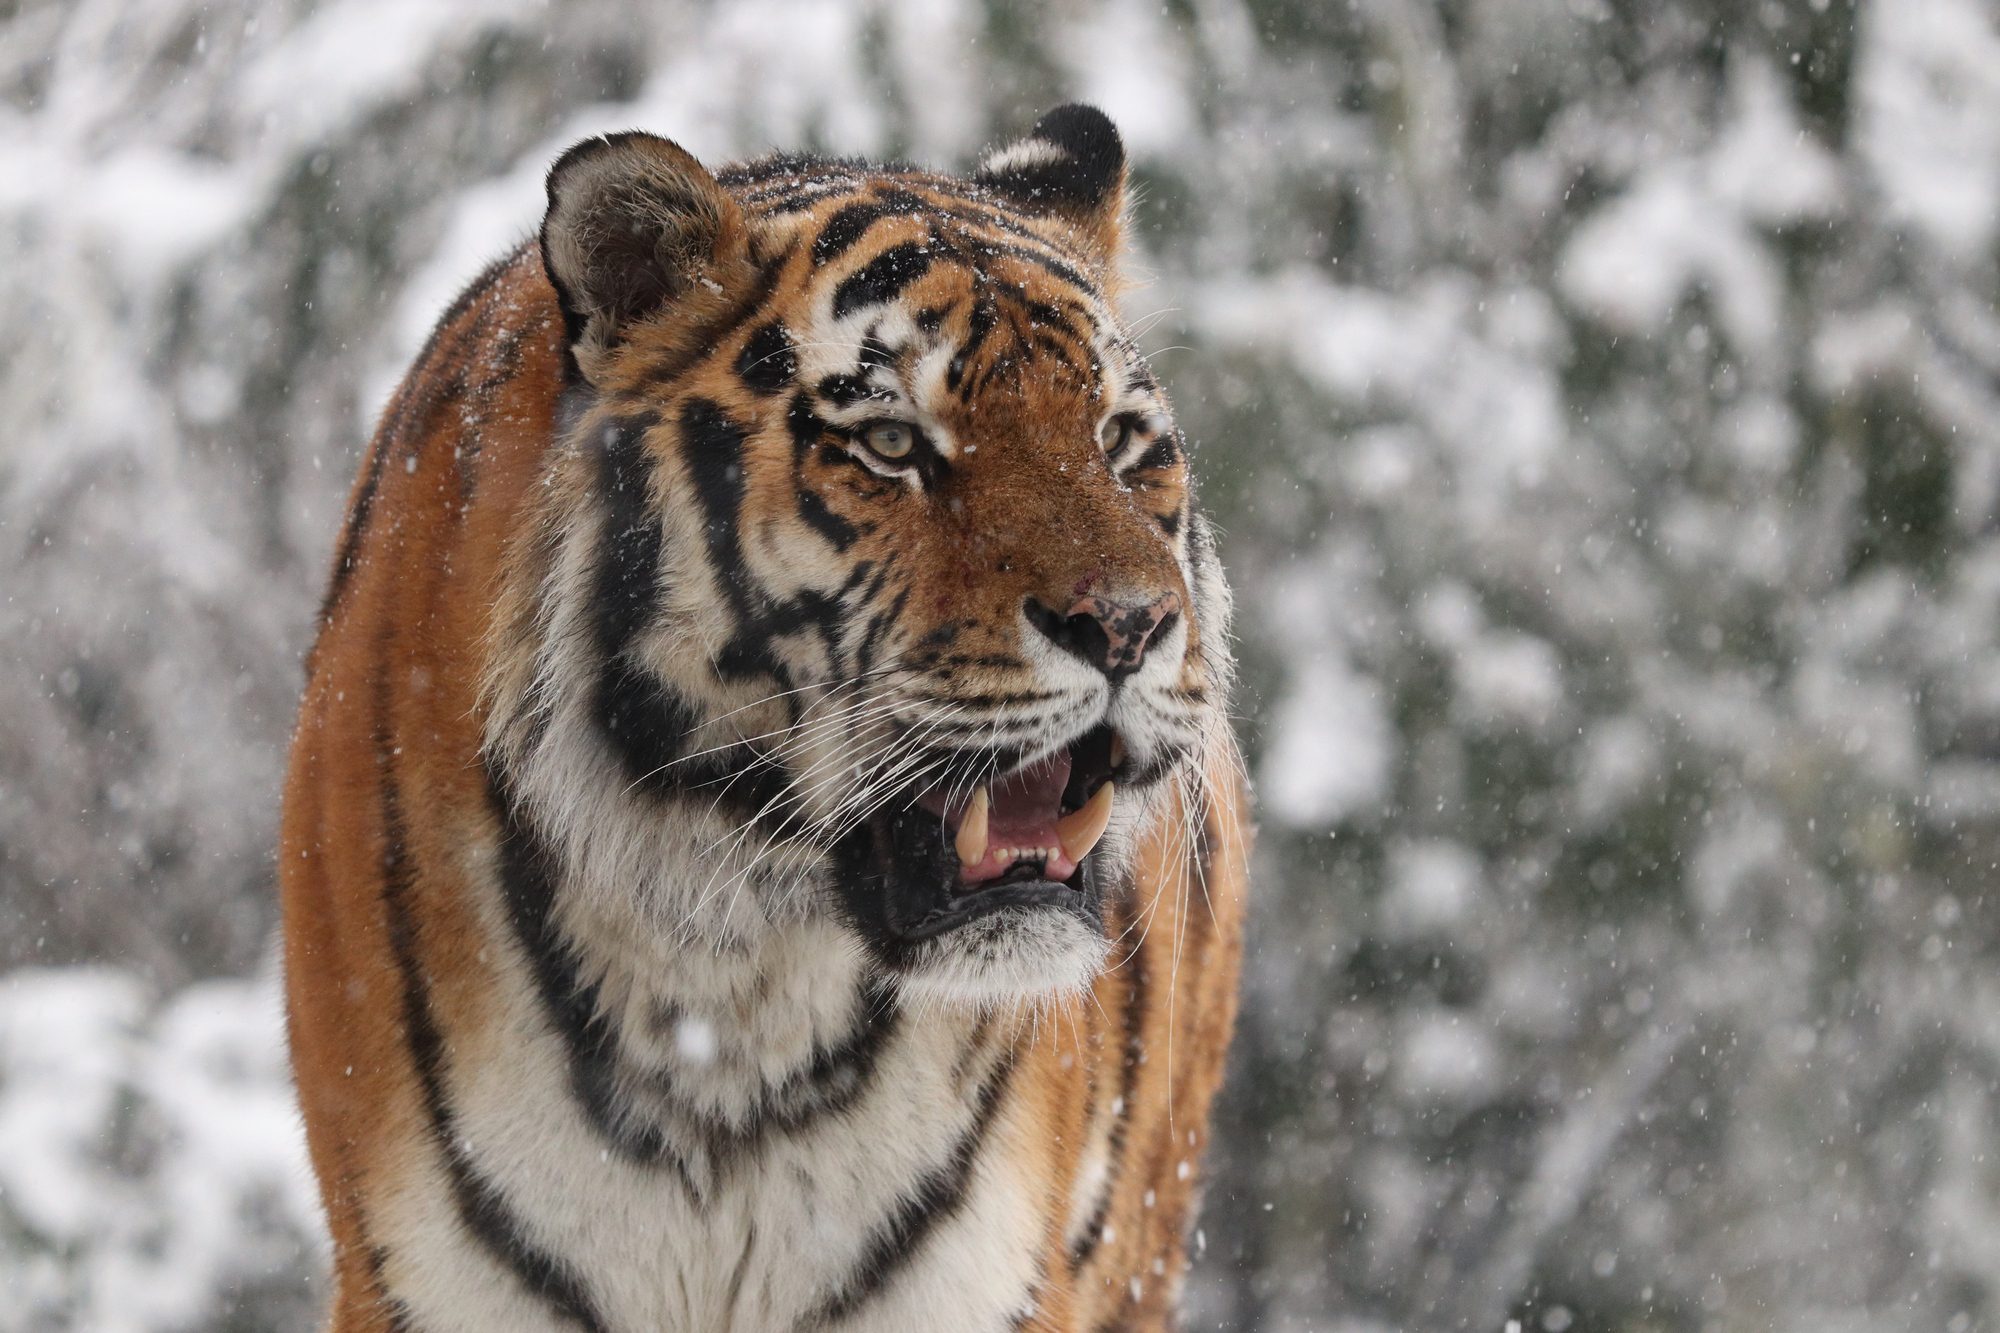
{"left": 830, "top": 724, "right": 1126, "bottom": 953}
{"left": 925, "top": 724, "right": 1124, "bottom": 890}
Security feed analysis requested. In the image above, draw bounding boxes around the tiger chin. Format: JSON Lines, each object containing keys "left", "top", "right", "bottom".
{"left": 282, "top": 105, "right": 1249, "bottom": 1333}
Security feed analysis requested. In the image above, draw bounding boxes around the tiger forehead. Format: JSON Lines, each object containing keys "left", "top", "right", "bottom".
{"left": 734, "top": 176, "right": 1158, "bottom": 426}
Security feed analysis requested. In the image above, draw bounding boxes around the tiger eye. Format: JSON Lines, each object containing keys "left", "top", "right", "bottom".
{"left": 1099, "top": 417, "right": 1131, "bottom": 452}
{"left": 864, "top": 421, "right": 916, "bottom": 461}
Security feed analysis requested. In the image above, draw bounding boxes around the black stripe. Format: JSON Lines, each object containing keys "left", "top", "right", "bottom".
{"left": 1021, "top": 297, "right": 1077, "bottom": 331}
{"left": 759, "top": 182, "right": 1105, "bottom": 297}
{"left": 733, "top": 165, "right": 929, "bottom": 215}
{"left": 1030, "top": 329, "right": 1087, "bottom": 377}
{"left": 1068, "top": 918, "right": 1147, "bottom": 1271}
{"left": 959, "top": 301, "right": 1033, "bottom": 403}
{"left": 738, "top": 321, "right": 799, "bottom": 395}
{"left": 374, "top": 248, "right": 517, "bottom": 450}
{"left": 375, "top": 665, "right": 608, "bottom": 1331}
{"left": 584, "top": 410, "right": 791, "bottom": 808}
{"left": 722, "top": 153, "right": 895, "bottom": 195}
{"left": 815, "top": 371, "right": 892, "bottom": 411}
{"left": 449, "top": 318, "right": 535, "bottom": 508}
{"left": 782, "top": 978, "right": 902, "bottom": 1124}
{"left": 871, "top": 185, "right": 929, "bottom": 213}
{"left": 643, "top": 243, "right": 796, "bottom": 389}
{"left": 719, "top": 152, "right": 844, "bottom": 187}
{"left": 594, "top": 640, "right": 789, "bottom": 812}
{"left": 812, "top": 201, "right": 887, "bottom": 265}
{"left": 831, "top": 241, "right": 934, "bottom": 319}
{"left": 485, "top": 753, "right": 890, "bottom": 1189}
{"left": 681, "top": 401, "right": 853, "bottom": 687}
{"left": 792, "top": 479, "right": 860, "bottom": 551}
{"left": 584, "top": 411, "right": 726, "bottom": 797}
{"left": 929, "top": 199, "right": 1101, "bottom": 289}
{"left": 946, "top": 297, "right": 995, "bottom": 393}
{"left": 1130, "top": 435, "right": 1182, "bottom": 473}
{"left": 482, "top": 761, "right": 702, "bottom": 1183}
{"left": 595, "top": 655, "right": 730, "bottom": 795}
{"left": 753, "top": 182, "right": 870, "bottom": 217}
{"left": 981, "top": 236, "right": 1096, "bottom": 295}
{"left": 589, "top": 413, "right": 664, "bottom": 657}
{"left": 804, "top": 1055, "right": 1017, "bottom": 1326}
{"left": 854, "top": 584, "right": 909, "bottom": 676}
{"left": 680, "top": 397, "right": 757, "bottom": 623}
{"left": 360, "top": 1224, "right": 419, "bottom": 1331}
{"left": 713, "top": 978, "right": 903, "bottom": 1177}
{"left": 1017, "top": 293, "right": 1103, "bottom": 369}
{"left": 318, "top": 249, "right": 517, "bottom": 627}
{"left": 789, "top": 395, "right": 859, "bottom": 551}
{"left": 719, "top": 595, "right": 827, "bottom": 683}
{"left": 380, "top": 1282, "right": 420, "bottom": 1332}
{"left": 911, "top": 619, "right": 966, "bottom": 654}
{"left": 915, "top": 191, "right": 1103, "bottom": 292}
{"left": 899, "top": 689, "right": 1058, "bottom": 710}
{"left": 857, "top": 331, "right": 897, "bottom": 371}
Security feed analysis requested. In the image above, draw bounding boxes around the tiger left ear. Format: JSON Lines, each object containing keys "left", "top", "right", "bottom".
{"left": 974, "top": 104, "right": 1128, "bottom": 267}
{"left": 540, "top": 131, "right": 748, "bottom": 378}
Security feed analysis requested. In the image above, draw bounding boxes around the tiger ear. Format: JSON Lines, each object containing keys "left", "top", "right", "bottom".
{"left": 974, "top": 104, "right": 1128, "bottom": 267}
{"left": 540, "top": 132, "right": 747, "bottom": 375}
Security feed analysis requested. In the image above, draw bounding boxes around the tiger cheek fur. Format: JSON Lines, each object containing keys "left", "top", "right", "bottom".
{"left": 282, "top": 105, "right": 1248, "bottom": 1333}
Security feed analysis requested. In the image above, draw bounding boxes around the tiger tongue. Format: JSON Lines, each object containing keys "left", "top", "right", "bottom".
{"left": 949, "top": 752, "right": 1074, "bottom": 887}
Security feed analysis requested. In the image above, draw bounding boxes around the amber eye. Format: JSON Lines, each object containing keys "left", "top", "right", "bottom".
{"left": 1099, "top": 416, "right": 1134, "bottom": 454}
{"left": 861, "top": 420, "right": 918, "bottom": 462}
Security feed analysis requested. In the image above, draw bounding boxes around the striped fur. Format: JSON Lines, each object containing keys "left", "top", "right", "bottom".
{"left": 282, "top": 106, "right": 1248, "bottom": 1332}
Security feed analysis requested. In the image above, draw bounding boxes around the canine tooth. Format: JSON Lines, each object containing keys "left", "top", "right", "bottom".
{"left": 1110, "top": 734, "right": 1126, "bottom": 767}
{"left": 955, "top": 788, "right": 990, "bottom": 868}
{"left": 1057, "top": 781, "right": 1116, "bottom": 863}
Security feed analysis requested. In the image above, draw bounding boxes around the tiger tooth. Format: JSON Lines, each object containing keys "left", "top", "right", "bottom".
{"left": 1110, "top": 734, "right": 1126, "bottom": 767}
{"left": 956, "top": 788, "right": 991, "bottom": 869}
{"left": 1057, "top": 781, "right": 1116, "bottom": 863}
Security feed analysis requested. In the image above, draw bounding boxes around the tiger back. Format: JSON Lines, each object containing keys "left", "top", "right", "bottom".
{"left": 281, "top": 105, "right": 1249, "bottom": 1332}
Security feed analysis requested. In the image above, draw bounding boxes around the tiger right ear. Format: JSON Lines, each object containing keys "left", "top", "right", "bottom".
{"left": 974, "top": 104, "right": 1128, "bottom": 268}
{"left": 540, "top": 132, "right": 747, "bottom": 376}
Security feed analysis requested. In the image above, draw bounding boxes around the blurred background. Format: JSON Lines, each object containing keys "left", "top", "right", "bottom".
{"left": 4, "top": 0, "right": 1998, "bottom": 1328}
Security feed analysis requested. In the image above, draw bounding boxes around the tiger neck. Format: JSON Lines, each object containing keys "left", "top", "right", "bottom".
{"left": 483, "top": 771, "right": 1007, "bottom": 1200}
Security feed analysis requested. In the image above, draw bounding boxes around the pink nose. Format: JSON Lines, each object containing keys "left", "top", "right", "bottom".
{"left": 1026, "top": 590, "right": 1182, "bottom": 681}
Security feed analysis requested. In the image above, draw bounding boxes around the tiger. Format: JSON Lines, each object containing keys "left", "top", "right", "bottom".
{"left": 279, "top": 104, "right": 1249, "bottom": 1332}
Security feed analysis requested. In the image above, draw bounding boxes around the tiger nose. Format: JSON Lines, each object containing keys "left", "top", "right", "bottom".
{"left": 1025, "top": 590, "right": 1182, "bottom": 682}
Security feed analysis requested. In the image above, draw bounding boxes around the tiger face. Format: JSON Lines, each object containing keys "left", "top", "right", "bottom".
{"left": 495, "top": 107, "right": 1234, "bottom": 1003}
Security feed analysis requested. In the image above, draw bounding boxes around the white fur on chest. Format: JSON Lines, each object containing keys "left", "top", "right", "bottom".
{"left": 376, "top": 890, "right": 1044, "bottom": 1332}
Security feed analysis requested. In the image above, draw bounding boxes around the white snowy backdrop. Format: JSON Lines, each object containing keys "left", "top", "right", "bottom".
{"left": 5, "top": 0, "right": 2000, "bottom": 1328}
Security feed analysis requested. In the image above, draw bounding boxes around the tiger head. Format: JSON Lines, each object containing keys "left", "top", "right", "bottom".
{"left": 491, "top": 107, "right": 1234, "bottom": 1004}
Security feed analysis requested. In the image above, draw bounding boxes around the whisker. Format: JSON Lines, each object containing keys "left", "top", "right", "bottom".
{"left": 620, "top": 672, "right": 911, "bottom": 796}
{"left": 683, "top": 698, "right": 973, "bottom": 935}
